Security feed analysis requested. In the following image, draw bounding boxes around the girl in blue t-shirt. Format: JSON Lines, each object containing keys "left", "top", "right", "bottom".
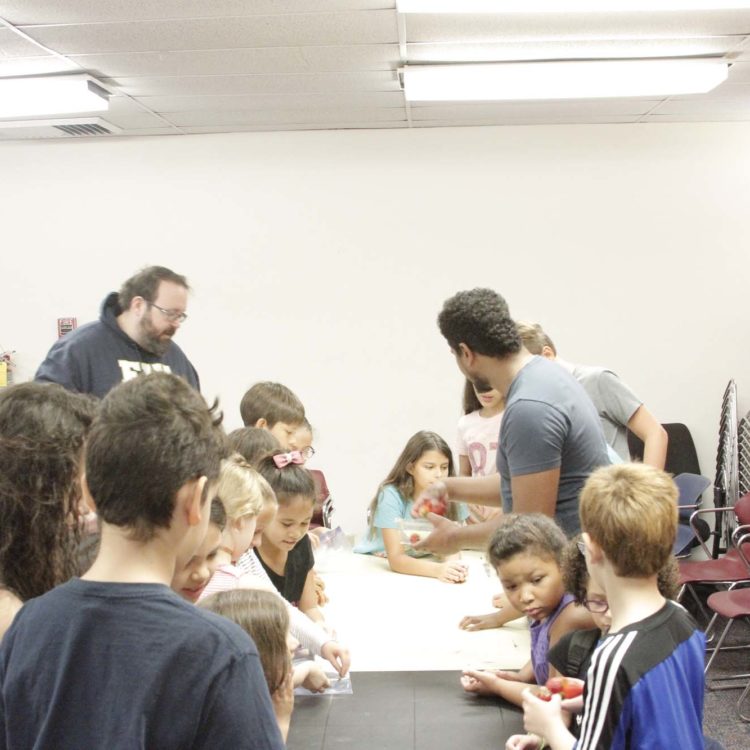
{"left": 354, "top": 430, "right": 469, "bottom": 583}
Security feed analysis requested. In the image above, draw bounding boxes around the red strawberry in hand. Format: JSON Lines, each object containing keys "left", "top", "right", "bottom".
{"left": 532, "top": 686, "right": 552, "bottom": 702}
{"left": 545, "top": 677, "right": 584, "bottom": 700}
{"left": 409, "top": 533, "right": 420, "bottom": 544}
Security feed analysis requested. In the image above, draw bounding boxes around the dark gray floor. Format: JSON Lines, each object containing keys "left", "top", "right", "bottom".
{"left": 287, "top": 671, "right": 524, "bottom": 750}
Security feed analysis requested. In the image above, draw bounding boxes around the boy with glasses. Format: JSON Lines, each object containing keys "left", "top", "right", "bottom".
{"left": 36, "top": 265, "right": 199, "bottom": 397}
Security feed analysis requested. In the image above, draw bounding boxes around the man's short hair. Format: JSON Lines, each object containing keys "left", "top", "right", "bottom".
{"left": 516, "top": 321, "right": 557, "bottom": 356}
{"left": 239, "top": 382, "right": 305, "bottom": 428}
{"left": 438, "top": 288, "right": 521, "bottom": 358}
{"left": 85, "top": 373, "right": 226, "bottom": 541}
{"left": 580, "top": 463, "right": 677, "bottom": 578}
{"left": 118, "top": 266, "right": 189, "bottom": 310}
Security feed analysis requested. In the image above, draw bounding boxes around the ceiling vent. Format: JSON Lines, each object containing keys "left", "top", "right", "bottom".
{"left": 0, "top": 117, "right": 123, "bottom": 140}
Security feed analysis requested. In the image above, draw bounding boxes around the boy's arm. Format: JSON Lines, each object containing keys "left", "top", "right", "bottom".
{"left": 195, "top": 652, "right": 285, "bottom": 749}
{"left": 627, "top": 405, "right": 668, "bottom": 470}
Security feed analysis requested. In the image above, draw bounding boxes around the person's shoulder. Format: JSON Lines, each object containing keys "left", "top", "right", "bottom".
{"left": 379, "top": 483, "right": 404, "bottom": 502}
{"left": 47, "top": 319, "right": 110, "bottom": 351}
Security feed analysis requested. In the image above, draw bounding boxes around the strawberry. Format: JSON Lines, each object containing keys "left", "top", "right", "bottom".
{"left": 409, "top": 533, "right": 420, "bottom": 544}
{"left": 545, "top": 677, "right": 584, "bottom": 700}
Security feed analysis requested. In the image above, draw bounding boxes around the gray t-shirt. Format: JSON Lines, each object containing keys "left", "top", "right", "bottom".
{"left": 497, "top": 356, "right": 611, "bottom": 535}
{"left": 570, "top": 363, "right": 642, "bottom": 462}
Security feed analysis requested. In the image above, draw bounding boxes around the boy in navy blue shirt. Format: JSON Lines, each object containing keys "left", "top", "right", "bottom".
{"left": 0, "top": 373, "right": 284, "bottom": 750}
{"left": 509, "top": 463, "right": 705, "bottom": 750}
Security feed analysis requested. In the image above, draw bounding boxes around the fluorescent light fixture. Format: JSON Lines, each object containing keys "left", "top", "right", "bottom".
{"left": 0, "top": 74, "right": 109, "bottom": 119}
{"left": 403, "top": 59, "right": 728, "bottom": 101}
{"left": 397, "top": 1, "right": 750, "bottom": 12}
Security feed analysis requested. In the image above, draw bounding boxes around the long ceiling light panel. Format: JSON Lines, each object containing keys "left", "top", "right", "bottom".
{"left": 0, "top": 75, "right": 110, "bottom": 119}
{"left": 403, "top": 59, "right": 728, "bottom": 101}
{"left": 397, "top": 1, "right": 750, "bottom": 12}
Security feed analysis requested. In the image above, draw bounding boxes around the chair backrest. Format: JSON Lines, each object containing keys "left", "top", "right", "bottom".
{"left": 734, "top": 491, "right": 750, "bottom": 526}
{"left": 627, "top": 422, "right": 701, "bottom": 476}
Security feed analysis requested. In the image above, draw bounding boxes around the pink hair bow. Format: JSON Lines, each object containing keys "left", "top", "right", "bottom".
{"left": 273, "top": 451, "right": 305, "bottom": 468}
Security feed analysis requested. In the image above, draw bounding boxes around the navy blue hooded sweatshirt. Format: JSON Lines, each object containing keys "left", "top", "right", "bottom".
{"left": 35, "top": 293, "right": 200, "bottom": 398}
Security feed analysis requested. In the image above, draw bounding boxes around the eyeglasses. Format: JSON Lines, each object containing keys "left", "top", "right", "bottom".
{"left": 300, "top": 446, "right": 315, "bottom": 460}
{"left": 149, "top": 303, "right": 188, "bottom": 323}
{"left": 582, "top": 598, "right": 609, "bottom": 614}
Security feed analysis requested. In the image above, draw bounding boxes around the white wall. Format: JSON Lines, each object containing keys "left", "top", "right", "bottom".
{"left": 1, "top": 123, "right": 749, "bottom": 536}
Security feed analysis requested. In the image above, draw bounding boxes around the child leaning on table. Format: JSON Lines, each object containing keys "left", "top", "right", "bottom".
{"left": 460, "top": 514, "right": 593, "bottom": 707}
{"left": 201, "top": 589, "right": 331, "bottom": 743}
{"left": 353, "top": 430, "right": 469, "bottom": 583}
{"left": 511, "top": 464, "right": 706, "bottom": 750}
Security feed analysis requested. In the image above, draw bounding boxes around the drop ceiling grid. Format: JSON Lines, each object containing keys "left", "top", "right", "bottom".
{"left": 0, "top": 2, "right": 749, "bottom": 136}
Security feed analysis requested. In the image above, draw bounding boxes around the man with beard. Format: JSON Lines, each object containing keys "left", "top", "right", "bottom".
{"left": 35, "top": 266, "right": 199, "bottom": 398}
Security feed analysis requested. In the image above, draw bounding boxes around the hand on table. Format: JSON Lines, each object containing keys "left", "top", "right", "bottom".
{"left": 460, "top": 668, "right": 519, "bottom": 696}
{"left": 459, "top": 610, "right": 505, "bottom": 631}
{"left": 438, "top": 560, "right": 468, "bottom": 584}
{"left": 320, "top": 640, "right": 350, "bottom": 677}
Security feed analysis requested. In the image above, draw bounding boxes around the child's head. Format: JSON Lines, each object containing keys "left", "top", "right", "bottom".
{"left": 200, "top": 589, "right": 291, "bottom": 695}
{"left": 294, "top": 418, "right": 315, "bottom": 463}
{"left": 0, "top": 382, "right": 98, "bottom": 601}
{"left": 171, "top": 498, "right": 226, "bottom": 603}
{"left": 252, "top": 480, "right": 279, "bottom": 550}
{"left": 579, "top": 464, "right": 678, "bottom": 581}
{"left": 516, "top": 321, "right": 557, "bottom": 358}
{"left": 488, "top": 514, "right": 567, "bottom": 622}
{"left": 238, "top": 382, "right": 305, "bottom": 449}
{"left": 386, "top": 430, "right": 455, "bottom": 498}
{"left": 562, "top": 535, "right": 682, "bottom": 634}
{"left": 85, "top": 373, "right": 226, "bottom": 563}
{"left": 228, "top": 427, "right": 281, "bottom": 467}
{"left": 367, "top": 431, "right": 458, "bottom": 538}
{"left": 216, "top": 454, "right": 270, "bottom": 559}
{"left": 257, "top": 451, "right": 315, "bottom": 551}
{"left": 462, "top": 378, "right": 504, "bottom": 415}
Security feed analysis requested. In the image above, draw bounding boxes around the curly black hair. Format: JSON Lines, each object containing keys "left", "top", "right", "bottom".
{"left": 0, "top": 383, "right": 98, "bottom": 602}
{"left": 562, "top": 536, "right": 682, "bottom": 604}
{"left": 438, "top": 288, "right": 521, "bottom": 358}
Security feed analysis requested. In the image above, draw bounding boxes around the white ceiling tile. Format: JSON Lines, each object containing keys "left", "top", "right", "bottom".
{"left": 69, "top": 45, "right": 399, "bottom": 77}
{"left": 165, "top": 107, "right": 406, "bottom": 127}
{"left": 0, "top": 1, "right": 393, "bottom": 25}
{"left": 407, "top": 11, "right": 750, "bottom": 43}
{"left": 179, "top": 121, "right": 406, "bottom": 135}
{"left": 645, "top": 112, "right": 750, "bottom": 122}
{"left": 727, "top": 61, "right": 750, "bottom": 82}
{"left": 20, "top": 11, "right": 398, "bottom": 54}
{"left": 103, "top": 71, "right": 399, "bottom": 96}
{"left": 668, "top": 82, "right": 750, "bottom": 101}
{"left": 135, "top": 91, "right": 404, "bottom": 112}
{"left": 411, "top": 116, "right": 643, "bottom": 127}
{"left": 648, "top": 96, "right": 750, "bottom": 115}
{"left": 407, "top": 36, "right": 743, "bottom": 63}
{"left": 0, "top": 27, "right": 46, "bottom": 56}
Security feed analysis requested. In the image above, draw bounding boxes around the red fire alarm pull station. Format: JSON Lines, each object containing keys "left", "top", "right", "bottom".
{"left": 57, "top": 318, "right": 77, "bottom": 338}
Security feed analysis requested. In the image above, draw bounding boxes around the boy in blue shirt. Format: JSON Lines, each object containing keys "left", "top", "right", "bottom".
{"left": 510, "top": 463, "right": 705, "bottom": 750}
{"left": 0, "top": 373, "right": 284, "bottom": 750}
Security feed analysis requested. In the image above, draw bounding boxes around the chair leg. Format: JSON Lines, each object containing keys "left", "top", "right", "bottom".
{"left": 739, "top": 678, "right": 750, "bottom": 722}
{"left": 685, "top": 585, "right": 712, "bottom": 629}
{"left": 705, "top": 619, "right": 733, "bottom": 676}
